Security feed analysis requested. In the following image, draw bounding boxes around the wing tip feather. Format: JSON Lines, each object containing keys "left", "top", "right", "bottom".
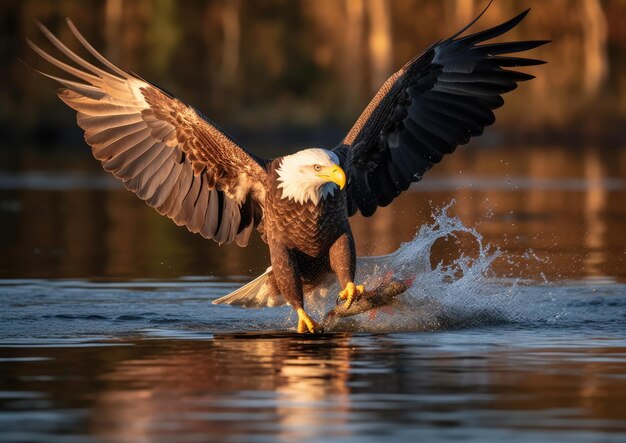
{"left": 449, "top": 0, "right": 494, "bottom": 40}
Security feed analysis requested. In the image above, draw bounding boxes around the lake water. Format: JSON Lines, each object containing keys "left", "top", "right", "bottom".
{"left": 1, "top": 143, "right": 626, "bottom": 442}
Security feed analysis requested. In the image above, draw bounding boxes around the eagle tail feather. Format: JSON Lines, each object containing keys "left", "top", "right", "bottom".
{"left": 212, "top": 267, "right": 288, "bottom": 308}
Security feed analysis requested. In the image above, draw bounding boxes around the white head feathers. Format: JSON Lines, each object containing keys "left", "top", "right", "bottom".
{"left": 276, "top": 148, "right": 343, "bottom": 205}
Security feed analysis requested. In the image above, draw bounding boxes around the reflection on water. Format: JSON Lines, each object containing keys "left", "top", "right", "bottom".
{"left": 584, "top": 149, "right": 608, "bottom": 277}
{"left": 1, "top": 330, "right": 626, "bottom": 443}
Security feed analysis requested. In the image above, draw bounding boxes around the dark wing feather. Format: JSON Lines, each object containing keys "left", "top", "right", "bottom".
{"left": 335, "top": 7, "right": 548, "bottom": 217}
{"left": 29, "top": 19, "right": 268, "bottom": 246}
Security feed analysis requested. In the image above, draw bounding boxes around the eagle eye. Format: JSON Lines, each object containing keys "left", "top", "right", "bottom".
{"left": 313, "top": 164, "right": 322, "bottom": 171}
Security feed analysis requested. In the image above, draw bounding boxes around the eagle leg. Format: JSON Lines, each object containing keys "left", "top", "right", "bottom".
{"left": 338, "top": 282, "right": 365, "bottom": 309}
{"left": 297, "top": 308, "right": 322, "bottom": 333}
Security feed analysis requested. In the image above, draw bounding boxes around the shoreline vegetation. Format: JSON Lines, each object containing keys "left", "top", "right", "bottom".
{"left": 3, "top": 0, "right": 626, "bottom": 149}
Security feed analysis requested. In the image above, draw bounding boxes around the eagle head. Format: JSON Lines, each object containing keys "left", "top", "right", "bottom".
{"left": 276, "top": 148, "right": 346, "bottom": 205}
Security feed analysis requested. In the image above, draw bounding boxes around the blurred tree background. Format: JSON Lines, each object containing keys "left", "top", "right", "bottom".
{"left": 2, "top": 0, "right": 626, "bottom": 280}
{"left": 1, "top": 0, "right": 625, "bottom": 153}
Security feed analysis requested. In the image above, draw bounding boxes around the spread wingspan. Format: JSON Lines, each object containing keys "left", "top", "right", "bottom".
{"left": 29, "top": 19, "right": 268, "bottom": 246}
{"left": 335, "top": 7, "right": 548, "bottom": 217}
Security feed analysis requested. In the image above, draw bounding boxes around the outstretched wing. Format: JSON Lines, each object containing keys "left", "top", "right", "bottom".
{"left": 29, "top": 19, "right": 268, "bottom": 246}
{"left": 334, "top": 7, "right": 548, "bottom": 217}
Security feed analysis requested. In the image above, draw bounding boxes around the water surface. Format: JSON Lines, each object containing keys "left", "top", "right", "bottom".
{"left": 1, "top": 143, "right": 626, "bottom": 442}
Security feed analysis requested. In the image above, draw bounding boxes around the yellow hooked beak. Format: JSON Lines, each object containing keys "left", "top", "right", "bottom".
{"left": 317, "top": 165, "right": 346, "bottom": 190}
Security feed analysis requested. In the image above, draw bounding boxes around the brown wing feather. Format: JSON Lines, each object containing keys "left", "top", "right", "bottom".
{"left": 343, "top": 72, "right": 403, "bottom": 147}
{"left": 30, "top": 19, "right": 268, "bottom": 247}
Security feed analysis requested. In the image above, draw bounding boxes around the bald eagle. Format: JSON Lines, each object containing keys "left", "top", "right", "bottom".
{"left": 30, "top": 6, "right": 546, "bottom": 333}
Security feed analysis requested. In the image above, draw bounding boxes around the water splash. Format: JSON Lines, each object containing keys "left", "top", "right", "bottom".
{"left": 300, "top": 201, "right": 560, "bottom": 333}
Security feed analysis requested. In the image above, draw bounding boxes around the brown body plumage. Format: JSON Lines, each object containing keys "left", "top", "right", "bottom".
{"left": 29, "top": 4, "right": 547, "bottom": 332}
{"left": 264, "top": 161, "right": 355, "bottom": 312}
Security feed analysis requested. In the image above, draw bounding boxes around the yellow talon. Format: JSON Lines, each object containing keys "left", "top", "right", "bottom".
{"left": 338, "top": 282, "right": 365, "bottom": 309}
{"left": 297, "top": 308, "right": 322, "bottom": 333}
